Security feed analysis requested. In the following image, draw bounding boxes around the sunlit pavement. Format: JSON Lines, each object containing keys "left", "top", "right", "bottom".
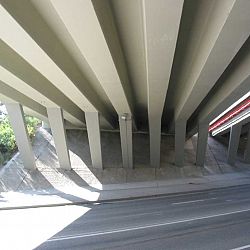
{"left": 0, "top": 205, "right": 90, "bottom": 250}
{"left": 2, "top": 185, "right": 250, "bottom": 250}
{"left": 2, "top": 171, "right": 250, "bottom": 210}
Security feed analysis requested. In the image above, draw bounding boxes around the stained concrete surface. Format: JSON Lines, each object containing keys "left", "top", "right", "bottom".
{"left": 0, "top": 127, "right": 249, "bottom": 193}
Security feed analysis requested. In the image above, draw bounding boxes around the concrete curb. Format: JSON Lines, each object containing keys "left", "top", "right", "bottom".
{"left": 1, "top": 181, "right": 250, "bottom": 211}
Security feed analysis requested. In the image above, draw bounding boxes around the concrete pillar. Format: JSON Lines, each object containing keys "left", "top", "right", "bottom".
{"left": 5, "top": 103, "right": 36, "bottom": 170}
{"left": 149, "top": 116, "right": 161, "bottom": 168}
{"left": 175, "top": 120, "right": 186, "bottom": 167}
{"left": 244, "top": 129, "right": 250, "bottom": 163}
{"left": 47, "top": 107, "right": 71, "bottom": 170}
{"left": 85, "top": 112, "right": 103, "bottom": 169}
{"left": 42, "top": 121, "right": 50, "bottom": 129}
{"left": 196, "top": 122, "right": 209, "bottom": 167}
{"left": 227, "top": 125, "right": 242, "bottom": 165}
{"left": 119, "top": 113, "right": 133, "bottom": 168}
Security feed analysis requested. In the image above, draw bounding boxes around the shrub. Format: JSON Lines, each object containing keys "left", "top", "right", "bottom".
{"left": 0, "top": 115, "right": 40, "bottom": 165}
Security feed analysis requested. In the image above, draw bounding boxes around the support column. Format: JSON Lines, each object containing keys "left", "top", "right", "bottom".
{"left": 5, "top": 103, "right": 36, "bottom": 170}
{"left": 175, "top": 120, "right": 186, "bottom": 167}
{"left": 196, "top": 122, "right": 209, "bottom": 167}
{"left": 119, "top": 113, "right": 133, "bottom": 168}
{"left": 244, "top": 129, "right": 250, "bottom": 163}
{"left": 47, "top": 107, "right": 71, "bottom": 170}
{"left": 227, "top": 125, "right": 242, "bottom": 165}
{"left": 42, "top": 121, "right": 50, "bottom": 129}
{"left": 85, "top": 112, "right": 103, "bottom": 169}
{"left": 149, "top": 116, "right": 161, "bottom": 168}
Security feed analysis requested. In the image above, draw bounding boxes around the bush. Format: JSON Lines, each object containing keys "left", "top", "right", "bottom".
{"left": 0, "top": 115, "right": 40, "bottom": 165}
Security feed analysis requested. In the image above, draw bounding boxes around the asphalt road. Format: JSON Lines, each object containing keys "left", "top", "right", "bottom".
{"left": 37, "top": 185, "right": 250, "bottom": 250}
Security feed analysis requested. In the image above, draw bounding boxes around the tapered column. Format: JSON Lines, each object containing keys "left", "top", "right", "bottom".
{"left": 196, "top": 122, "right": 209, "bottom": 167}
{"left": 227, "top": 125, "right": 242, "bottom": 165}
{"left": 5, "top": 103, "right": 36, "bottom": 170}
{"left": 85, "top": 112, "right": 103, "bottom": 169}
{"left": 149, "top": 116, "right": 161, "bottom": 168}
{"left": 119, "top": 113, "right": 133, "bottom": 168}
{"left": 244, "top": 129, "right": 250, "bottom": 163}
{"left": 175, "top": 120, "right": 186, "bottom": 167}
{"left": 47, "top": 107, "right": 71, "bottom": 170}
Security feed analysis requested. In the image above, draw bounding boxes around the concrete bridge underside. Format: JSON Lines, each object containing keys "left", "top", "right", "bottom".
{"left": 0, "top": 0, "right": 249, "bottom": 171}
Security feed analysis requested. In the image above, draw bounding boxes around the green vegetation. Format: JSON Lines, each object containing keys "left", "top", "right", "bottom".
{"left": 0, "top": 115, "right": 40, "bottom": 166}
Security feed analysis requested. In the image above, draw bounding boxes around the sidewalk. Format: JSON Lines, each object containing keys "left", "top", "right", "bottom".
{"left": 1, "top": 171, "right": 250, "bottom": 210}
{"left": 1, "top": 127, "right": 250, "bottom": 210}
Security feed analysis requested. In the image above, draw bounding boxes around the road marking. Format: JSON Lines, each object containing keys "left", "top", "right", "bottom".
{"left": 48, "top": 207, "right": 250, "bottom": 242}
{"left": 172, "top": 197, "right": 217, "bottom": 205}
{"left": 230, "top": 244, "right": 250, "bottom": 250}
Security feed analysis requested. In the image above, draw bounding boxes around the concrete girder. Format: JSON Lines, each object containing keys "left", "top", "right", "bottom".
{"left": 174, "top": 0, "right": 250, "bottom": 124}
{"left": 0, "top": 93, "right": 48, "bottom": 123}
{"left": 198, "top": 42, "right": 250, "bottom": 125}
{"left": 174, "top": 0, "right": 250, "bottom": 166}
{"left": 142, "top": 0, "right": 183, "bottom": 167}
{"left": 0, "top": 1, "right": 116, "bottom": 128}
{"left": 0, "top": 81, "right": 48, "bottom": 122}
{"left": 0, "top": 42, "right": 85, "bottom": 127}
{"left": 193, "top": 39, "right": 250, "bottom": 167}
{"left": 48, "top": 0, "right": 136, "bottom": 167}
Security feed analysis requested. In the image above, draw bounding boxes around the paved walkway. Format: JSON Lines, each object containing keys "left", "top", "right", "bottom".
{"left": 0, "top": 127, "right": 249, "bottom": 209}
{"left": 1, "top": 171, "right": 250, "bottom": 209}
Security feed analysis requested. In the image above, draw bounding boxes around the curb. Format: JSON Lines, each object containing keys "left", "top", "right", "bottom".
{"left": 1, "top": 183, "right": 250, "bottom": 211}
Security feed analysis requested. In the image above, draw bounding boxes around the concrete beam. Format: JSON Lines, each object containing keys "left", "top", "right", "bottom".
{"left": 227, "top": 125, "right": 242, "bottom": 165}
{"left": 244, "top": 128, "right": 250, "bottom": 163}
{"left": 0, "top": 81, "right": 48, "bottom": 121}
{"left": 142, "top": 0, "right": 183, "bottom": 167}
{"left": 119, "top": 114, "right": 133, "bottom": 168}
{"left": 0, "top": 0, "right": 116, "bottom": 129}
{"left": 85, "top": 112, "right": 103, "bottom": 169}
{"left": 196, "top": 122, "right": 209, "bottom": 167}
{"left": 5, "top": 103, "right": 36, "bottom": 170}
{"left": 199, "top": 40, "right": 250, "bottom": 125}
{"left": 48, "top": 0, "right": 135, "bottom": 125}
{"left": 187, "top": 38, "right": 250, "bottom": 139}
{"left": 48, "top": 0, "right": 137, "bottom": 165}
{"left": 0, "top": 41, "right": 85, "bottom": 127}
{"left": 47, "top": 107, "right": 71, "bottom": 170}
{"left": 174, "top": 0, "right": 250, "bottom": 123}
{"left": 173, "top": 0, "right": 250, "bottom": 165}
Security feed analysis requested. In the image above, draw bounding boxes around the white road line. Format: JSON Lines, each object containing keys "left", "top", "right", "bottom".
{"left": 172, "top": 197, "right": 217, "bottom": 205}
{"left": 48, "top": 207, "right": 250, "bottom": 242}
{"left": 230, "top": 244, "right": 250, "bottom": 250}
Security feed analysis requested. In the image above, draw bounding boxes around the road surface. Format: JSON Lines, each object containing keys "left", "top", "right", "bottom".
{"left": 33, "top": 184, "right": 250, "bottom": 250}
